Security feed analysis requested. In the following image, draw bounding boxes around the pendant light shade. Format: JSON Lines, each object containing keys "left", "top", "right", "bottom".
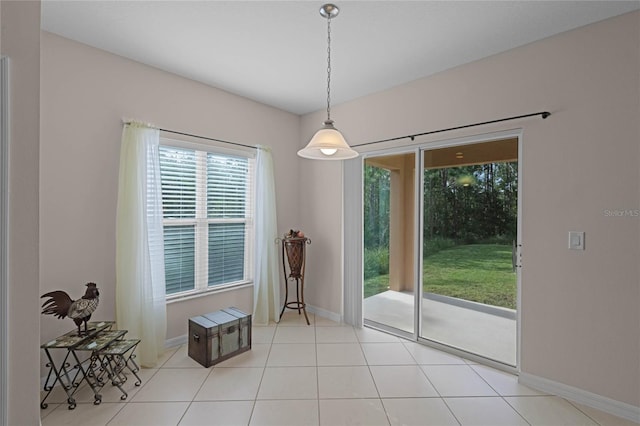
{"left": 298, "top": 4, "right": 358, "bottom": 161}
{"left": 298, "top": 120, "right": 358, "bottom": 160}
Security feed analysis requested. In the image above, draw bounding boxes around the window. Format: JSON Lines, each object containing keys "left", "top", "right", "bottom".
{"left": 159, "top": 142, "right": 253, "bottom": 297}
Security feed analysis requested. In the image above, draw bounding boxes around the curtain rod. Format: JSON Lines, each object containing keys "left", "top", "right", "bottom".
{"left": 122, "top": 120, "right": 258, "bottom": 150}
{"left": 351, "top": 111, "right": 551, "bottom": 148}
{"left": 160, "top": 128, "right": 257, "bottom": 150}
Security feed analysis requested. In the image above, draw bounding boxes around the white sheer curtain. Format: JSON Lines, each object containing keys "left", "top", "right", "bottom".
{"left": 253, "top": 145, "right": 280, "bottom": 325}
{"left": 116, "top": 122, "right": 167, "bottom": 367}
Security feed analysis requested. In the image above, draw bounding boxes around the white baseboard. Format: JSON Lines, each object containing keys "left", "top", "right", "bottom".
{"left": 165, "top": 334, "right": 187, "bottom": 349}
{"left": 519, "top": 372, "right": 640, "bottom": 423}
{"left": 306, "top": 304, "right": 342, "bottom": 324}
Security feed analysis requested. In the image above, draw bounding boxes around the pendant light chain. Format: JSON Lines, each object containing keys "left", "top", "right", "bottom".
{"left": 326, "top": 15, "right": 332, "bottom": 122}
{"left": 297, "top": 4, "right": 358, "bottom": 160}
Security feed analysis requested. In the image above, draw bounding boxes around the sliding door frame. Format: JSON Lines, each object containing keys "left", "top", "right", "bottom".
{"left": 344, "top": 128, "right": 523, "bottom": 372}
{"left": 415, "top": 129, "right": 523, "bottom": 372}
{"left": 343, "top": 157, "right": 363, "bottom": 327}
{"left": 359, "top": 146, "right": 420, "bottom": 340}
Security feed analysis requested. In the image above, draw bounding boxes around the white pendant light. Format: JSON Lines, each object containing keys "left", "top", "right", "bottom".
{"left": 298, "top": 3, "right": 358, "bottom": 160}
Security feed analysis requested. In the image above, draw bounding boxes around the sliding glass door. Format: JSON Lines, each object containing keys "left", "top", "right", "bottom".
{"left": 363, "top": 152, "right": 416, "bottom": 336}
{"left": 419, "top": 139, "right": 518, "bottom": 366}
{"left": 361, "top": 136, "right": 520, "bottom": 367}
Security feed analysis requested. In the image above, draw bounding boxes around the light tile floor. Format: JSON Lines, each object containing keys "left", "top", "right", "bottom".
{"left": 40, "top": 311, "right": 639, "bottom": 426}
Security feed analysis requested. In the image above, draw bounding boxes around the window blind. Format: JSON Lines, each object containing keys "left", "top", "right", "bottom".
{"left": 159, "top": 147, "right": 197, "bottom": 219}
{"left": 163, "top": 225, "right": 196, "bottom": 294}
{"left": 159, "top": 144, "right": 252, "bottom": 296}
{"left": 207, "top": 153, "right": 249, "bottom": 219}
{"left": 208, "top": 223, "right": 245, "bottom": 286}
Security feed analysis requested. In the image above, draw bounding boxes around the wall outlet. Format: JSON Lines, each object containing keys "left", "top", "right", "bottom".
{"left": 568, "top": 231, "right": 585, "bottom": 250}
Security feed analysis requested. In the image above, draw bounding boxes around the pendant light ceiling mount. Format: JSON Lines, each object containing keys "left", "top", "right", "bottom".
{"left": 319, "top": 3, "right": 339, "bottom": 19}
{"left": 297, "top": 3, "right": 359, "bottom": 161}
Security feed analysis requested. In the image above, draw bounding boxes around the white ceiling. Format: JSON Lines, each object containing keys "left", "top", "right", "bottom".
{"left": 41, "top": 1, "right": 639, "bottom": 115}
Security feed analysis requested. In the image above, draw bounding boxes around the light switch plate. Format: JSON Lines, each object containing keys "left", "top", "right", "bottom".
{"left": 568, "top": 231, "right": 585, "bottom": 250}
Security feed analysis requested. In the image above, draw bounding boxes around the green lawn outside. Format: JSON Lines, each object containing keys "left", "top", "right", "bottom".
{"left": 363, "top": 244, "right": 517, "bottom": 309}
{"left": 363, "top": 274, "right": 390, "bottom": 299}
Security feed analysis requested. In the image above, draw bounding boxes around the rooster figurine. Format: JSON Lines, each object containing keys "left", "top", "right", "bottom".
{"left": 41, "top": 282, "right": 100, "bottom": 336}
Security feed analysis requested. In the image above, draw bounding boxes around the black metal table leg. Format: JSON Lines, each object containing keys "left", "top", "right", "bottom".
{"left": 41, "top": 348, "right": 79, "bottom": 409}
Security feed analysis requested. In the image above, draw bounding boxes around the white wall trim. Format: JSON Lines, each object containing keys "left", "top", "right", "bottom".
{"left": 342, "top": 157, "right": 363, "bottom": 327}
{"left": 519, "top": 372, "right": 640, "bottom": 423}
{"left": 306, "top": 304, "right": 342, "bottom": 324}
{"left": 165, "top": 334, "right": 187, "bottom": 349}
{"left": 0, "top": 55, "right": 10, "bottom": 426}
{"left": 515, "top": 130, "right": 524, "bottom": 370}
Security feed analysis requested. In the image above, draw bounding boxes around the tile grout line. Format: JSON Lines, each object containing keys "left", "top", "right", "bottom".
{"left": 48, "top": 321, "right": 622, "bottom": 426}
{"left": 173, "top": 357, "right": 217, "bottom": 426}
{"left": 466, "top": 363, "right": 532, "bottom": 426}
{"left": 248, "top": 319, "right": 278, "bottom": 425}
{"left": 102, "top": 351, "right": 167, "bottom": 425}
{"left": 104, "top": 402, "right": 127, "bottom": 426}
{"left": 465, "top": 365, "right": 596, "bottom": 424}
{"left": 411, "top": 346, "right": 463, "bottom": 426}
{"left": 565, "top": 399, "right": 606, "bottom": 426}
{"left": 360, "top": 334, "right": 393, "bottom": 426}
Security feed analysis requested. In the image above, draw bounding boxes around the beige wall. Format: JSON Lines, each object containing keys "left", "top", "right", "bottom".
{"left": 39, "top": 32, "right": 301, "bottom": 369}
{"left": 33, "top": 6, "right": 640, "bottom": 415}
{"left": 0, "top": 1, "right": 42, "bottom": 424}
{"left": 296, "top": 157, "right": 344, "bottom": 317}
{"left": 301, "top": 11, "right": 640, "bottom": 407}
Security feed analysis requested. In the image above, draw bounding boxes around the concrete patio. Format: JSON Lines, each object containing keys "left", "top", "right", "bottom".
{"left": 364, "top": 290, "right": 516, "bottom": 366}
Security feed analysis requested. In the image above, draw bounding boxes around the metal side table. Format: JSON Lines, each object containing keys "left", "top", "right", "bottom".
{"left": 40, "top": 321, "right": 114, "bottom": 410}
{"left": 95, "top": 339, "right": 142, "bottom": 400}
{"left": 72, "top": 329, "right": 128, "bottom": 405}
